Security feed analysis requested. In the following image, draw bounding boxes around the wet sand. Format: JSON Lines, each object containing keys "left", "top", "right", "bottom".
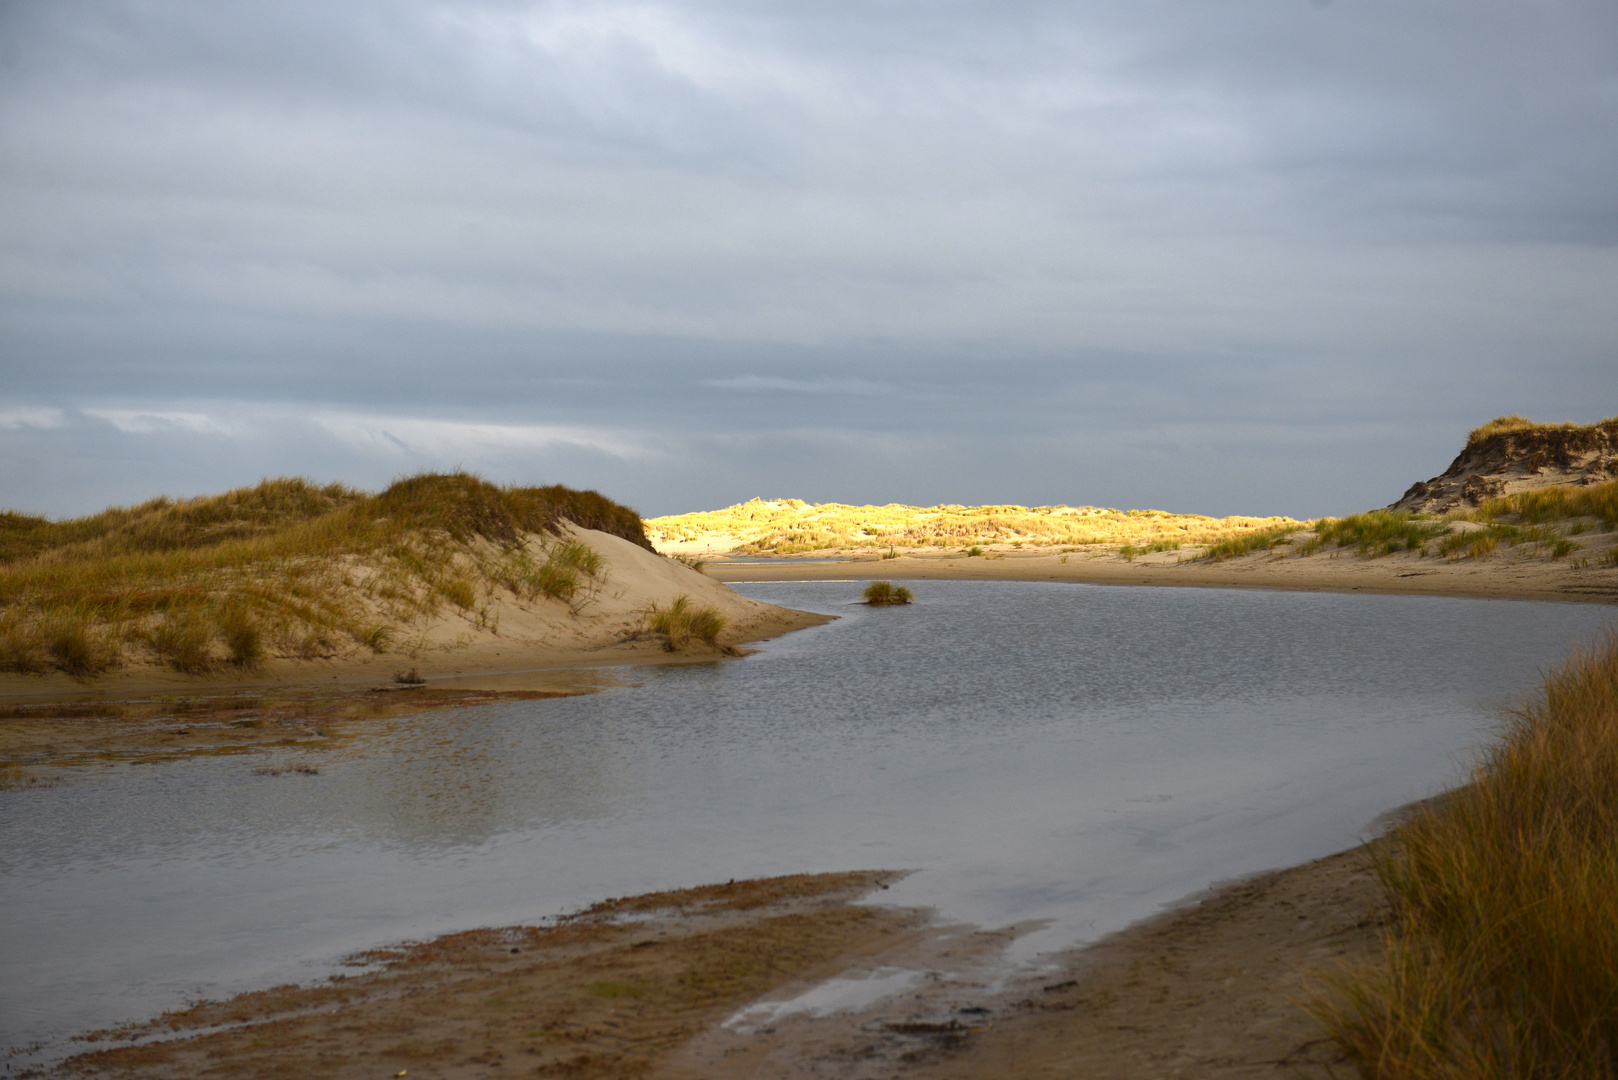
{"left": 38, "top": 849, "right": 1384, "bottom": 1079}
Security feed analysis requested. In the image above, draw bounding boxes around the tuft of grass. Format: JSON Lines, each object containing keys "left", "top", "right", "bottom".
{"left": 357, "top": 624, "right": 393, "bottom": 653}
{"left": 44, "top": 616, "right": 115, "bottom": 679}
{"left": 217, "top": 607, "right": 264, "bottom": 668}
{"left": 438, "top": 577, "right": 478, "bottom": 611}
{"left": 671, "top": 554, "right": 708, "bottom": 573}
{"left": 646, "top": 595, "right": 727, "bottom": 651}
{"left": 1547, "top": 537, "right": 1578, "bottom": 560}
{"left": 966, "top": 546, "right": 984, "bottom": 557}
{"left": 861, "top": 581, "right": 912, "bottom": 605}
{"left": 1200, "top": 525, "right": 1303, "bottom": 562}
{"left": 1311, "top": 632, "right": 1618, "bottom": 1077}
{"left": 1316, "top": 512, "right": 1448, "bottom": 557}
{"left": 1120, "top": 539, "right": 1181, "bottom": 561}
{"left": 1438, "top": 530, "right": 1500, "bottom": 561}
{"left": 151, "top": 614, "right": 215, "bottom": 674}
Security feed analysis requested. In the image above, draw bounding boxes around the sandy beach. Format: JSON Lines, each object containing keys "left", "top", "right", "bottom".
{"left": 701, "top": 535, "right": 1618, "bottom": 605}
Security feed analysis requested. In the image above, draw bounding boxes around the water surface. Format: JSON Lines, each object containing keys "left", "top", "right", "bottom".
{"left": 2, "top": 581, "right": 1610, "bottom": 1057}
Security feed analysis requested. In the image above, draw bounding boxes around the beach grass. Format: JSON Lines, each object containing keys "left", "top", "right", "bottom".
{"left": 645, "top": 595, "right": 727, "bottom": 650}
{"left": 0, "top": 472, "right": 646, "bottom": 678}
{"left": 1313, "top": 633, "right": 1618, "bottom": 1078}
{"left": 1199, "top": 524, "right": 1302, "bottom": 561}
{"left": 861, "top": 581, "right": 912, "bottom": 605}
{"left": 1316, "top": 512, "right": 1449, "bottom": 557}
{"left": 1471, "top": 478, "right": 1618, "bottom": 531}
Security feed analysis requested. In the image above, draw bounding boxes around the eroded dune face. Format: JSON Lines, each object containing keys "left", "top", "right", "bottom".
{"left": 1390, "top": 417, "right": 1618, "bottom": 514}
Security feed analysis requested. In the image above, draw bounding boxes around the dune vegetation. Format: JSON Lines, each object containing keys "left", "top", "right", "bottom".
{"left": 1465, "top": 413, "right": 1618, "bottom": 448}
{"left": 1314, "top": 632, "right": 1618, "bottom": 1078}
{"left": 644, "top": 594, "right": 727, "bottom": 651}
{"left": 647, "top": 499, "right": 1301, "bottom": 555}
{"left": 0, "top": 472, "right": 649, "bottom": 678}
{"left": 1196, "top": 479, "right": 1618, "bottom": 565}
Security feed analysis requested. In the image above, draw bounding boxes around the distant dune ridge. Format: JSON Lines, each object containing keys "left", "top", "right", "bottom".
{"left": 1389, "top": 414, "right": 1618, "bottom": 514}
{"left": 646, "top": 499, "right": 1301, "bottom": 556}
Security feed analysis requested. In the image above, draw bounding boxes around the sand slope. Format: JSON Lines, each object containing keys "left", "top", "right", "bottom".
{"left": 0, "top": 524, "right": 829, "bottom": 706}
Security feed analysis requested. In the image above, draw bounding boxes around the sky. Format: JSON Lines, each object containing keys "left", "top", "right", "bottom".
{"left": 2, "top": 0, "right": 1615, "bottom": 520}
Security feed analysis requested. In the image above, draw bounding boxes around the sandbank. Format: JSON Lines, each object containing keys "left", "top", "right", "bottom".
{"left": 705, "top": 533, "right": 1618, "bottom": 605}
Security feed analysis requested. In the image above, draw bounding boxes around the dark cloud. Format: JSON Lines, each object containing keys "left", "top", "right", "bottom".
{"left": 1, "top": 1, "right": 1614, "bottom": 519}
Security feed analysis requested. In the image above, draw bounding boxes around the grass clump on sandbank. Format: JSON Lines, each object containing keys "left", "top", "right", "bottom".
{"left": 1313, "top": 633, "right": 1618, "bottom": 1077}
{"left": 645, "top": 595, "right": 727, "bottom": 651}
{"left": 0, "top": 472, "right": 645, "bottom": 679}
{"left": 861, "top": 581, "right": 912, "bottom": 605}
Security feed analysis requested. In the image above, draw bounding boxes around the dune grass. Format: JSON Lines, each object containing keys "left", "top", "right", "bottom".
{"left": 647, "top": 499, "right": 1301, "bottom": 556}
{"left": 1312, "top": 633, "right": 1618, "bottom": 1078}
{"left": 861, "top": 581, "right": 912, "bottom": 605}
{"left": 1316, "top": 512, "right": 1450, "bottom": 557}
{"left": 1200, "top": 524, "right": 1305, "bottom": 561}
{"left": 1465, "top": 413, "right": 1617, "bottom": 448}
{"left": 1471, "top": 478, "right": 1618, "bottom": 531}
{"left": 0, "top": 473, "right": 643, "bottom": 678}
{"left": 645, "top": 595, "right": 727, "bottom": 651}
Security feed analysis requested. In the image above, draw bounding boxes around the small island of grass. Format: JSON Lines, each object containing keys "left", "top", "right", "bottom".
{"left": 862, "top": 581, "right": 912, "bottom": 605}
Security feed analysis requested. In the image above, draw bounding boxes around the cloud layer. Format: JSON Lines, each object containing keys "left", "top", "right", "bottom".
{"left": 2, "top": 1, "right": 1615, "bottom": 517}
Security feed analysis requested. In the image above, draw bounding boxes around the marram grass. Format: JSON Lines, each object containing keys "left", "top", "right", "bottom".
{"left": 0, "top": 472, "right": 645, "bottom": 678}
{"left": 645, "top": 595, "right": 727, "bottom": 651}
{"left": 861, "top": 581, "right": 912, "bottom": 605}
{"left": 1311, "top": 633, "right": 1618, "bottom": 1078}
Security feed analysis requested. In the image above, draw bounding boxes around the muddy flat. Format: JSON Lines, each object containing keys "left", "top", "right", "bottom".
{"left": 39, "top": 849, "right": 1384, "bottom": 1080}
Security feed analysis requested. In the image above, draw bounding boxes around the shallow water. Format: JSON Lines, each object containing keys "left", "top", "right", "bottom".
{"left": 2, "top": 581, "right": 1611, "bottom": 1057}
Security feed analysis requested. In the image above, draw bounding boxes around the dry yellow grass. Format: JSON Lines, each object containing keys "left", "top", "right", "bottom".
{"left": 1465, "top": 413, "right": 1618, "bottom": 446}
{"left": 1312, "top": 632, "right": 1618, "bottom": 1077}
{"left": 647, "top": 498, "right": 1302, "bottom": 555}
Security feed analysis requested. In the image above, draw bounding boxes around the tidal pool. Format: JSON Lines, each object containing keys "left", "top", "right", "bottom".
{"left": 2, "top": 581, "right": 1611, "bottom": 1059}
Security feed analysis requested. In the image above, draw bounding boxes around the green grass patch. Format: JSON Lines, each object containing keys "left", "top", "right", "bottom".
{"left": 1474, "top": 478, "right": 1618, "bottom": 529}
{"left": 1316, "top": 512, "right": 1447, "bottom": 557}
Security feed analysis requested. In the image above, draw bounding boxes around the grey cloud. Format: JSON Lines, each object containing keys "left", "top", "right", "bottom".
{"left": 1, "top": 1, "right": 1614, "bottom": 520}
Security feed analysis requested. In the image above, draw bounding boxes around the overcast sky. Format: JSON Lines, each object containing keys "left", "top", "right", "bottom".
{"left": 2, "top": 0, "right": 1614, "bottom": 520}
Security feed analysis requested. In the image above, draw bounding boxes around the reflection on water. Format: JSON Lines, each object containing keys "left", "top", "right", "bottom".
{"left": 1, "top": 581, "right": 1612, "bottom": 1059}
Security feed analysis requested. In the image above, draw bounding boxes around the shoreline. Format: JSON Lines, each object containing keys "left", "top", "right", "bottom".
{"left": 705, "top": 542, "right": 1618, "bottom": 605}
{"left": 35, "top": 845, "right": 1385, "bottom": 1079}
